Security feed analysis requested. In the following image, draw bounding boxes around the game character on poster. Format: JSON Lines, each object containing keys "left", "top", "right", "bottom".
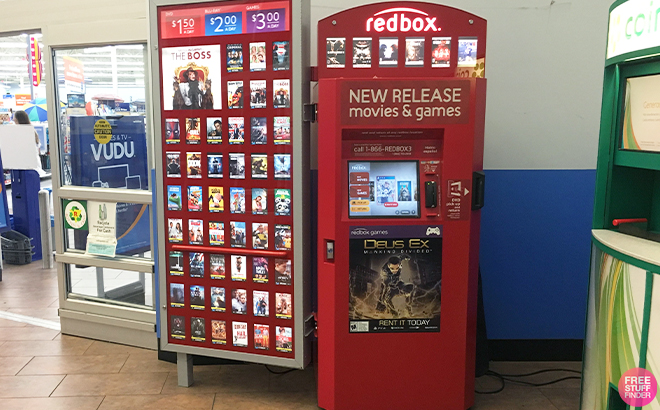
{"left": 250, "top": 117, "right": 267, "bottom": 144}
{"left": 227, "top": 81, "right": 244, "bottom": 109}
{"left": 231, "top": 254, "right": 246, "bottom": 281}
{"left": 457, "top": 37, "right": 477, "bottom": 67}
{"left": 229, "top": 153, "right": 245, "bottom": 179}
{"left": 187, "top": 186, "right": 202, "bottom": 211}
{"left": 211, "top": 287, "right": 226, "bottom": 312}
{"left": 189, "top": 252, "right": 204, "bottom": 277}
{"left": 250, "top": 80, "right": 267, "bottom": 109}
{"left": 252, "top": 223, "right": 269, "bottom": 249}
{"left": 190, "top": 285, "right": 205, "bottom": 309}
{"left": 169, "top": 251, "right": 184, "bottom": 276}
{"left": 211, "top": 320, "right": 227, "bottom": 344}
{"left": 209, "top": 221, "right": 224, "bottom": 246}
{"left": 274, "top": 154, "right": 291, "bottom": 179}
{"left": 274, "top": 189, "right": 291, "bottom": 216}
{"left": 206, "top": 118, "right": 222, "bottom": 144}
{"left": 405, "top": 38, "right": 424, "bottom": 67}
{"left": 398, "top": 181, "right": 412, "bottom": 201}
{"left": 254, "top": 324, "right": 270, "bottom": 350}
{"left": 249, "top": 42, "right": 266, "bottom": 72}
{"left": 276, "top": 292, "right": 292, "bottom": 319}
{"left": 376, "top": 176, "right": 396, "bottom": 204}
{"left": 326, "top": 37, "right": 345, "bottom": 68}
{"left": 171, "top": 315, "right": 185, "bottom": 339}
{"left": 273, "top": 79, "right": 290, "bottom": 108}
{"left": 272, "top": 41, "right": 290, "bottom": 71}
{"left": 228, "top": 117, "right": 245, "bottom": 144}
{"left": 231, "top": 290, "right": 247, "bottom": 314}
{"left": 276, "top": 326, "right": 292, "bottom": 352}
{"left": 191, "top": 317, "right": 205, "bottom": 342}
{"left": 189, "top": 219, "right": 203, "bottom": 245}
{"left": 273, "top": 117, "right": 290, "bottom": 144}
{"left": 253, "top": 290, "right": 269, "bottom": 317}
{"left": 275, "top": 258, "right": 291, "bottom": 286}
{"left": 431, "top": 37, "right": 451, "bottom": 68}
{"left": 167, "top": 185, "right": 181, "bottom": 210}
{"left": 168, "top": 218, "right": 183, "bottom": 243}
{"left": 275, "top": 224, "right": 291, "bottom": 250}
{"left": 226, "top": 44, "right": 243, "bottom": 73}
{"left": 253, "top": 257, "right": 269, "bottom": 283}
{"left": 207, "top": 154, "right": 223, "bottom": 178}
{"left": 233, "top": 321, "right": 248, "bottom": 347}
{"left": 353, "top": 38, "right": 371, "bottom": 68}
{"left": 161, "top": 45, "right": 221, "bottom": 110}
{"left": 166, "top": 152, "right": 181, "bottom": 177}
{"left": 251, "top": 154, "right": 268, "bottom": 179}
{"left": 186, "top": 117, "right": 200, "bottom": 144}
{"left": 165, "top": 119, "right": 180, "bottom": 144}
{"left": 252, "top": 188, "right": 267, "bottom": 215}
{"left": 208, "top": 186, "right": 224, "bottom": 212}
{"left": 170, "top": 283, "right": 184, "bottom": 307}
{"left": 379, "top": 38, "right": 398, "bottom": 67}
{"left": 230, "top": 221, "right": 246, "bottom": 248}
{"left": 187, "top": 152, "right": 202, "bottom": 178}
{"left": 210, "top": 254, "right": 225, "bottom": 279}
{"left": 229, "top": 187, "right": 246, "bottom": 214}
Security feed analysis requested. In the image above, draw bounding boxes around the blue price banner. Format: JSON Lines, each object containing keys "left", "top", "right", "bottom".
{"left": 205, "top": 12, "right": 243, "bottom": 36}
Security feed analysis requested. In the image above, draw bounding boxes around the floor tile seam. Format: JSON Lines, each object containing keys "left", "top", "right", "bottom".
{"left": 95, "top": 395, "right": 107, "bottom": 410}
{"left": 14, "top": 356, "right": 36, "bottom": 376}
{"left": 48, "top": 374, "right": 67, "bottom": 398}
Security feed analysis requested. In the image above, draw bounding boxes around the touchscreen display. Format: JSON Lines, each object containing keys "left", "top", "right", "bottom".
{"left": 348, "top": 161, "right": 419, "bottom": 218}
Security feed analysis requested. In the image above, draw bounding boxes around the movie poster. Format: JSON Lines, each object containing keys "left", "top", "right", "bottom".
{"left": 226, "top": 43, "right": 243, "bottom": 72}
{"left": 186, "top": 117, "right": 201, "bottom": 144}
{"left": 252, "top": 188, "right": 267, "bottom": 215}
{"left": 276, "top": 326, "right": 292, "bottom": 352}
{"left": 397, "top": 181, "right": 412, "bottom": 201}
{"left": 168, "top": 218, "right": 183, "bottom": 242}
{"left": 272, "top": 41, "right": 290, "bottom": 71}
{"left": 275, "top": 292, "right": 292, "bottom": 319}
{"left": 275, "top": 258, "right": 291, "bottom": 286}
{"left": 230, "top": 221, "right": 246, "bottom": 248}
{"left": 167, "top": 185, "right": 181, "bottom": 210}
{"left": 190, "top": 285, "right": 205, "bottom": 310}
{"left": 348, "top": 225, "right": 442, "bottom": 333}
{"left": 250, "top": 117, "right": 267, "bottom": 144}
{"left": 457, "top": 37, "right": 477, "bottom": 67}
{"left": 431, "top": 37, "right": 451, "bottom": 68}
{"left": 229, "top": 153, "right": 245, "bottom": 179}
{"left": 274, "top": 224, "right": 291, "bottom": 251}
{"left": 249, "top": 42, "right": 266, "bottom": 71}
{"left": 161, "top": 45, "right": 222, "bottom": 110}
{"left": 169, "top": 251, "right": 184, "bottom": 276}
{"left": 379, "top": 38, "right": 398, "bottom": 67}
{"left": 191, "top": 317, "right": 205, "bottom": 342}
{"left": 252, "top": 223, "right": 269, "bottom": 249}
{"left": 228, "top": 80, "right": 244, "bottom": 109}
{"left": 171, "top": 316, "right": 185, "bottom": 339}
{"left": 250, "top": 80, "right": 267, "bottom": 109}
{"left": 187, "top": 185, "right": 202, "bottom": 211}
{"left": 206, "top": 117, "right": 222, "bottom": 144}
{"left": 166, "top": 152, "right": 181, "bottom": 178}
{"left": 189, "top": 252, "right": 204, "bottom": 277}
{"left": 186, "top": 152, "right": 202, "bottom": 178}
{"left": 229, "top": 187, "right": 246, "bottom": 213}
{"left": 189, "top": 219, "right": 203, "bottom": 245}
{"left": 253, "top": 290, "right": 269, "bottom": 317}
{"left": 326, "top": 37, "right": 346, "bottom": 68}
{"left": 209, "top": 221, "right": 224, "bottom": 246}
{"left": 231, "top": 254, "right": 246, "bottom": 281}
{"left": 165, "top": 118, "right": 180, "bottom": 144}
{"left": 274, "top": 189, "right": 291, "bottom": 216}
{"left": 405, "top": 38, "right": 424, "bottom": 67}
{"left": 254, "top": 324, "right": 270, "bottom": 349}
{"left": 273, "top": 117, "right": 290, "bottom": 144}
{"left": 233, "top": 321, "right": 248, "bottom": 347}
{"left": 251, "top": 153, "right": 268, "bottom": 179}
{"left": 211, "top": 287, "right": 226, "bottom": 312}
{"left": 228, "top": 117, "right": 245, "bottom": 144}
{"left": 170, "top": 283, "right": 184, "bottom": 307}
{"left": 273, "top": 79, "right": 290, "bottom": 108}
{"left": 231, "top": 289, "right": 247, "bottom": 314}
{"left": 353, "top": 37, "right": 372, "bottom": 68}
{"left": 208, "top": 187, "right": 224, "bottom": 212}
{"left": 210, "top": 254, "right": 226, "bottom": 279}
{"left": 208, "top": 154, "right": 223, "bottom": 178}
{"left": 253, "top": 256, "right": 269, "bottom": 283}
{"left": 274, "top": 154, "right": 291, "bottom": 179}
{"left": 212, "top": 320, "right": 227, "bottom": 344}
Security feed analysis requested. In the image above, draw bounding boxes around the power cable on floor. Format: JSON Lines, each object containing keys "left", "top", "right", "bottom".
{"left": 264, "top": 364, "right": 297, "bottom": 375}
{"left": 475, "top": 368, "right": 582, "bottom": 394}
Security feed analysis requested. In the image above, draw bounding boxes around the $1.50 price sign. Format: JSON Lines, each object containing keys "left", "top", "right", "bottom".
{"left": 164, "top": 14, "right": 203, "bottom": 38}
{"left": 246, "top": 8, "right": 286, "bottom": 33}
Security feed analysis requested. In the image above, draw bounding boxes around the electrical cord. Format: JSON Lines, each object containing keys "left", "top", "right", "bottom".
{"left": 264, "top": 364, "right": 297, "bottom": 375}
{"left": 475, "top": 368, "right": 582, "bottom": 394}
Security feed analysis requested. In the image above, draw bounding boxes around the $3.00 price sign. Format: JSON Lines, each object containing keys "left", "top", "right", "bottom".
{"left": 246, "top": 8, "right": 286, "bottom": 33}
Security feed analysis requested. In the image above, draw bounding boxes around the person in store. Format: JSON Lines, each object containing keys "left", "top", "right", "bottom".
{"left": 13, "top": 110, "right": 46, "bottom": 176}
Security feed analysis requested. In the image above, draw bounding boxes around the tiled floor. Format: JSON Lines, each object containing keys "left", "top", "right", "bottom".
{"left": 0, "top": 262, "right": 582, "bottom": 409}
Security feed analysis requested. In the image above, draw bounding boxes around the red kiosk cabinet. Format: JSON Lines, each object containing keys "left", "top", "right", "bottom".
{"left": 316, "top": 3, "right": 486, "bottom": 409}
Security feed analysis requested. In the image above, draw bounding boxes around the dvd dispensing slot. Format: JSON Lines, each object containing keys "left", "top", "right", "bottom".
{"left": 171, "top": 245, "right": 288, "bottom": 258}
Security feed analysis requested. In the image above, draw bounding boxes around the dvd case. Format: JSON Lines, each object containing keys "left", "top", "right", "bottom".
{"left": 210, "top": 254, "right": 226, "bottom": 280}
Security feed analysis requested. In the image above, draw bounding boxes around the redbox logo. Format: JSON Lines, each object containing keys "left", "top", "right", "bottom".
{"left": 366, "top": 7, "right": 440, "bottom": 33}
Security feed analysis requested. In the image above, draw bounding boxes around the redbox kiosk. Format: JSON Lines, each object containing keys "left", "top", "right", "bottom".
{"left": 316, "top": 3, "right": 486, "bottom": 409}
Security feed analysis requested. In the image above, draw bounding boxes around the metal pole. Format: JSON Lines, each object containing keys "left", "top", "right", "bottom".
{"left": 38, "top": 190, "right": 53, "bottom": 268}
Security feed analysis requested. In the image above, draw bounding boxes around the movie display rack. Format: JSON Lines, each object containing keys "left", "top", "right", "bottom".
{"left": 150, "top": 0, "right": 310, "bottom": 368}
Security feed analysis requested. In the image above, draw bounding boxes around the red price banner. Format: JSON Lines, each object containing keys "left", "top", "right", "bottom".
{"left": 162, "top": 12, "right": 204, "bottom": 39}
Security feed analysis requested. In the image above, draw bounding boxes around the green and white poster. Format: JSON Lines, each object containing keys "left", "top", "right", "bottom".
{"left": 63, "top": 200, "right": 88, "bottom": 230}
{"left": 85, "top": 201, "right": 117, "bottom": 257}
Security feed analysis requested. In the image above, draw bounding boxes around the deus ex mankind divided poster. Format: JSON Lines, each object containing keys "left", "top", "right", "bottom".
{"left": 348, "top": 225, "right": 442, "bottom": 333}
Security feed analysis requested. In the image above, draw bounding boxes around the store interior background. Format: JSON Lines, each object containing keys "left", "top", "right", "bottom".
{"left": 0, "top": 0, "right": 607, "bottom": 358}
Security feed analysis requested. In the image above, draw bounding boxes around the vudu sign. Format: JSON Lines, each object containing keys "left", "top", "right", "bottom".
{"left": 70, "top": 116, "right": 150, "bottom": 254}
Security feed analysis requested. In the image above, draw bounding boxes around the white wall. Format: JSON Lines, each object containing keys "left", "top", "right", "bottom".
{"left": 0, "top": 0, "right": 611, "bottom": 170}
